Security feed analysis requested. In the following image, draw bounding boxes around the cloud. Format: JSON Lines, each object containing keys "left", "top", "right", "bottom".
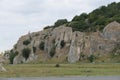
{"left": 0, "top": 0, "right": 119, "bottom": 52}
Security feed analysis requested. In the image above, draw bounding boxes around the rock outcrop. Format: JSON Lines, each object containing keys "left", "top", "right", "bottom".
{"left": 0, "top": 64, "right": 6, "bottom": 72}
{"left": 12, "top": 21, "right": 120, "bottom": 64}
{"left": 103, "top": 21, "right": 120, "bottom": 42}
{"left": 0, "top": 55, "right": 7, "bottom": 72}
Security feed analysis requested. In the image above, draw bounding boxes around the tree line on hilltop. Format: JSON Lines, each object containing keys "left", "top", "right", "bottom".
{"left": 44, "top": 2, "right": 120, "bottom": 32}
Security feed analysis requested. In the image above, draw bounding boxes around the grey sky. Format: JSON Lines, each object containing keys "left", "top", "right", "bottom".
{"left": 0, "top": 0, "right": 120, "bottom": 52}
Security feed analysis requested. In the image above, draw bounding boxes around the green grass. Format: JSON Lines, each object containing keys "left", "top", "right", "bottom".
{"left": 0, "top": 63, "right": 120, "bottom": 77}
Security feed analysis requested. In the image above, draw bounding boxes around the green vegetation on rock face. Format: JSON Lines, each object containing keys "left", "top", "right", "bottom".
{"left": 68, "top": 2, "right": 120, "bottom": 32}
{"left": 60, "top": 40, "right": 65, "bottom": 49}
{"left": 88, "top": 54, "right": 96, "bottom": 63}
{"left": 22, "top": 48, "right": 31, "bottom": 60}
{"left": 44, "top": 19, "right": 68, "bottom": 29}
{"left": 32, "top": 47, "right": 36, "bottom": 53}
{"left": 6, "top": 50, "right": 18, "bottom": 64}
{"left": 44, "top": 26, "right": 52, "bottom": 30}
{"left": 39, "top": 41, "right": 45, "bottom": 50}
{"left": 54, "top": 19, "right": 68, "bottom": 28}
{"left": 46, "top": 2, "right": 120, "bottom": 32}
{"left": 50, "top": 44, "right": 56, "bottom": 58}
{"left": 23, "top": 39, "right": 31, "bottom": 46}
{"left": 5, "top": 2, "right": 120, "bottom": 64}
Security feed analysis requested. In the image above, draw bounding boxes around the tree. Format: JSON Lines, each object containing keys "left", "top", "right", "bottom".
{"left": 68, "top": 21, "right": 89, "bottom": 32}
{"left": 33, "top": 47, "right": 36, "bottom": 53}
{"left": 9, "top": 50, "right": 18, "bottom": 64}
{"left": 54, "top": 19, "right": 68, "bottom": 27}
{"left": 69, "top": 2, "right": 120, "bottom": 32}
{"left": 72, "top": 13, "right": 88, "bottom": 21}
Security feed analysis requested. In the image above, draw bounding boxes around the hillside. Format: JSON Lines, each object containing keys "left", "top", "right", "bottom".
{"left": 4, "top": 2, "right": 120, "bottom": 64}
{"left": 69, "top": 2, "right": 120, "bottom": 32}
{"left": 44, "top": 2, "right": 120, "bottom": 32}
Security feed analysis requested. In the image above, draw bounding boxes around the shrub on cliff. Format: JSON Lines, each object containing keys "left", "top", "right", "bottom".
{"left": 33, "top": 47, "right": 36, "bottom": 53}
{"left": 88, "top": 54, "right": 96, "bottom": 63}
{"left": 22, "top": 48, "right": 31, "bottom": 60}
{"left": 44, "top": 26, "right": 52, "bottom": 30}
{"left": 72, "top": 13, "right": 88, "bottom": 22}
{"left": 68, "top": 21, "right": 89, "bottom": 32}
{"left": 68, "top": 2, "right": 120, "bottom": 32}
{"left": 39, "top": 41, "right": 45, "bottom": 50}
{"left": 23, "top": 39, "right": 31, "bottom": 45}
{"left": 60, "top": 40, "right": 65, "bottom": 48}
{"left": 9, "top": 50, "right": 18, "bottom": 64}
{"left": 50, "top": 45, "right": 56, "bottom": 57}
{"left": 54, "top": 19, "right": 68, "bottom": 28}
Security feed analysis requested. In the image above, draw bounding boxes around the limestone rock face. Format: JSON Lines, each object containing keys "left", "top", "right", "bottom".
{"left": 0, "top": 56, "right": 6, "bottom": 72}
{"left": 68, "top": 32, "right": 84, "bottom": 63}
{"left": 12, "top": 21, "right": 120, "bottom": 64}
{"left": 0, "top": 64, "right": 6, "bottom": 72}
{"left": 103, "top": 21, "right": 120, "bottom": 42}
{"left": 13, "top": 54, "right": 25, "bottom": 64}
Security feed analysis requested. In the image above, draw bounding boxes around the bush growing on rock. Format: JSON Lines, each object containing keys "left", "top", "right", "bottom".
{"left": 33, "top": 47, "right": 36, "bottom": 53}
{"left": 54, "top": 19, "right": 68, "bottom": 28}
{"left": 44, "top": 26, "right": 52, "bottom": 30}
{"left": 50, "top": 45, "right": 56, "bottom": 57}
{"left": 39, "top": 41, "right": 45, "bottom": 50}
{"left": 60, "top": 40, "right": 65, "bottom": 48}
{"left": 72, "top": 13, "right": 88, "bottom": 22}
{"left": 68, "top": 2, "right": 120, "bottom": 32}
{"left": 9, "top": 50, "right": 18, "bottom": 64}
{"left": 23, "top": 39, "right": 31, "bottom": 45}
{"left": 79, "top": 52, "right": 86, "bottom": 61}
{"left": 88, "top": 54, "right": 96, "bottom": 63}
{"left": 22, "top": 48, "right": 31, "bottom": 60}
{"left": 68, "top": 21, "right": 89, "bottom": 32}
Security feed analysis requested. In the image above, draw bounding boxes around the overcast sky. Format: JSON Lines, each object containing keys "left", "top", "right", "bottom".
{"left": 0, "top": 0, "right": 120, "bottom": 52}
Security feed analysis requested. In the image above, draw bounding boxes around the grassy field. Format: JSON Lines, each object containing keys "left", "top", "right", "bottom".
{"left": 0, "top": 63, "right": 120, "bottom": 77}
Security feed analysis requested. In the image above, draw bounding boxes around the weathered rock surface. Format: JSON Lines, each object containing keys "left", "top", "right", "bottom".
{"left": 0, "top": 64, "right": 6, "bottom": 72}
{"left": 103, "top": 21, "right": 120, "bottom": 42}
{"left": 0, "top": 56, "right": 7, "bottom": 72}
{"left": 12, "top": 21, "right": 120, "bottom": 64}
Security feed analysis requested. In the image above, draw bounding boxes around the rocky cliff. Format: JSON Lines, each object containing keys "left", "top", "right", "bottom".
{"left": 11, "top": 21, "right": 120, "bottom": 64}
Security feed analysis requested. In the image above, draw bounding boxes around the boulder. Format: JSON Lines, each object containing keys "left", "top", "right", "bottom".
{"left": 103, "top": 21, "right": 120, "bottom": 42}
{"left": 13, "top": 54, "right": 25, "bottom": 64}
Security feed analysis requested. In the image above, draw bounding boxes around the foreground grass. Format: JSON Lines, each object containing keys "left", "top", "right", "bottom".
{"left": 0, "top": 63, "right": 120, "bottom": 77}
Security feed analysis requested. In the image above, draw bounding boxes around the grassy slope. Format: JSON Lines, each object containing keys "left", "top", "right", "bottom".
{"left": 0, "top": 63, "right": 120, "bottom": 77}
